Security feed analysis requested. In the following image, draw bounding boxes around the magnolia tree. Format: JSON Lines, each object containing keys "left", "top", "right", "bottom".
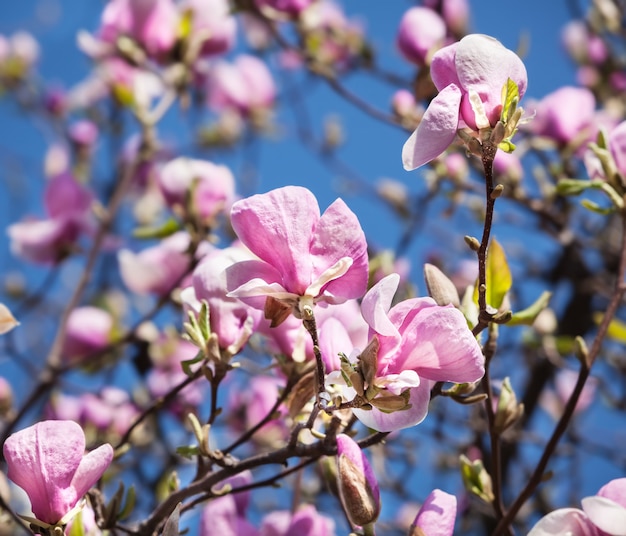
{"left": 1, "top": 1, "right": 626, "bottom": 535}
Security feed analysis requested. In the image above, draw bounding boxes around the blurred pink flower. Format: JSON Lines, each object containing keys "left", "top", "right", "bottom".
{"left": 207, "top": 55, "right": 276, "bottom": 116}
{"left": 226, "top": 186, "right": 368, "bottom": 319}
{"left": 411, "top": 489, "right": 457, "bottom": 536}
{"left": 99, "top": 0, "right": 179, "bottom": 59}
{"left": 62, "top": 306, "right": 114, "bottom": 362}
{"left": 402, "top": 34, "right": 527, "bottom": 170}
{"left": 562, "top": 21, "right": 608, "bottom": 65}
{"left": 540, "top": 369, "right": 597, "bottom": 421}
{"left": 7, "top": 173, "right": 93, "bottom": 264}
{"left": 69, "top": 120, "right": 99, "bottom": 148}
{"left": 584, "top": 120, "right": 626, "bottom": 182}
{"left": 529, "top": 478, "right": 626, "bottom": 536}
{"left": 182, "top": 0, "right": 237, "bottom": 57}
{"left": 527, "top": 86, "right": 596, "bottom": 145}
{"left": 346, "top": 273, "right": 484, "bottom": 432}
{"left": 255, "top": 0, "right": 313, "bottom": 16}
{"left": 80, "top": 387, "right": 139, "bottom": 437}
{"left": 118, "top": 232, "right": 191, "bottom": 295}
{"left": 184, "top": 245, "right": 262, "bottom": 352}
{"left": 493, "top": 149, "right": 523, "bottom": 182}
{"left": 158, "top": 157, "right": 236, "bottom": 223}
{"left": 3, "top": 420, "right": 113, "bottom": 525}
{"left": 396, "top": 7, "right": 446, "bottom": 66}
{"left": 260, "top": 505, "right": 336, "bottom": 536}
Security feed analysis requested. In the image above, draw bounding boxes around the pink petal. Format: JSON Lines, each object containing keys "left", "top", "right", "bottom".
{"left": 230, "top": 186, "right": 318, "bottom": 295}
{"left": 413, "top": 489, "right": 457, "bottom": 536}
{"left": 582, "top": 496, "right": 626, "bottom": 535}
{"left": 597, "top": 477, "right": 626, "bottom": 508}
{"left": 610, "top": 121, "right": 626, "bottom": 177}
{"left": 318, "top": 316, "right": 354, "bottom": 371}
{"left": 310, "top": 198, "right": 368, "bottom": 301}
{"left": 353, "top": 381, "right": 432, "bottom": 432}
{"left": 528, "top": 508, "right": 597, "bottom": 536}
{"left": 402, "top": 84, "right": 462, "bottom": 170}
{"left": 393, "top": 302, "right": 484, "bottom": 383}
{"left": 71, "top": 443, "right": 114, "bottom": 499}
{"left": 361, "top": 274, "right": 401, "bottom": 338}
{"left": 430, "top": 42, "right": 460, "bottom": 91}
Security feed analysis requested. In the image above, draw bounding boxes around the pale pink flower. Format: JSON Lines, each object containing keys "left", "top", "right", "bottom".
{"left": 99, "top": 0, "right": 179, "bottom": 59}
{"left": 3, "top": 420, "right": 113, "bottom": 525}
{"left": 118, "top": 232, "right": 191, "bottom": 295}
{"left": 584, "top": 120, "right": 626, "bottom": 181}
{"left": 200, "top": 472, "right": 258, "bottom": 536}
{"left": 402, "top": 34, "right": 527, "bottom": 170}
{"left": 62, "top": 306, "right": 113, "bottom": 362}
{"left": 254, "top": 0, "right": 313, "bottom": 16}
{"left": 69, "top": 120, "right": 99, "bottom": 148}
{"left": 562, "top": 21, "right": 608, "bottom": 65}
{"left": 528, "top": 86, "right": 596, "bottom": 145}
{"left": 411, "top": 489, "right": 457, "bottom": 536}
{"left": 260, "top": 505, "right": 336, "bottom": 536}
{"left": 7, "top": 173, "right": 93, "bottom": 264}
{"left": 391, "top": 89, "right": 419, "bottom": 118}
{"left": 80, "top": 387, "right": 139, "bottom": 437}
{"left": 182, "top": 0, "right": 237, "bottom": 57}
{"left": 158, "top": 157, "right": 236, "bottom": 222}
{"left": 540, "top": 369, "right": 597, "bottom": 421}
{"left": 207, "top": 55, "right": 276, "bottom": 116}
{"left": 184, "top": 246, "right": 262, "bottom": 351}
{"left": 226, "top": 186, "right": 368, "bottom": 316}
{"left": 347, "top": 273, "right": 484, "bottom": 432}
{"left": 493, "top": 149, "right": 523, "bottom": 182}
{"left": 396, "top": 7, "right": 446, "bottom": 66}
{"left": 529, "top": 478, "right": 626, "bottom": 536}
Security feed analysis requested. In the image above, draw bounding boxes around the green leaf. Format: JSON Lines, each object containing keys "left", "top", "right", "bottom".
{"left": 500, "top": 78, "right": 519, "bottom": 124}
{"left": 508, "top": 291, "right": 552, "bottom": 326}
{"left": 556, "top": 179, "right": 596, "bottom": 196}
{"left": 498, "top": 139, "right": 516, "bottom": 153}
{"left": 118, "top": 486, "right": 136, "bottom": 521}
{"left": 593, "top": 312, "right": 626, "bottom": 344}
{"left": 176, "top": 445, "right": 200, "bottom": 459}
{"left": 133, "top": 218, "right": 181, "bottom": 240}
{"left": 580, "top": 199, "right": 616, "bottom": 215}
{"left": 473, "top": 239, "right": 512, "bottom": 310}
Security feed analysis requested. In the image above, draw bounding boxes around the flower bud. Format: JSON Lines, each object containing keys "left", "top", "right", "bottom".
{"left": 494, "top": 377, "right": 524, "bottom": 434}
{"left": 459, "top": 454, "right": 494, "bottom": 504}
{"left": 423, "top": 263, "right": 460, "bottom": 307}
{"left": 336, "top": 434, "right": 381, "bottom": 527}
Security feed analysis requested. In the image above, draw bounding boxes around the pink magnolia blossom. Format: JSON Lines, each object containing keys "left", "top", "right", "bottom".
{"left": 336, "top": 434, "right": 380, "bottom": 526}
{"left": 184, "top": 245, "right": 262, "bottom": 352}
{"left": 254, "top": 0, "right": 313, "bottom": 16}
{"left": 426, "top": 0, "right": 469, "bottom": 35}
{"left": 260, "top": 505, "right": 336, "bottom": 536}
{"left": 3, "top": 420, "right": 113, "bottom": 525}
{"left": 396, "top": 7, "right": 446, "bottom": 66}
{"left": 99, "top": 0, "right": 179, "bottom": 59}
{"left": 411, "top": 489, "right": 457, "bottom": 536}
{"left": 528, "top": 86, "right": 596, "bottom": 145}
{"left": 529, "top": 478, "right": 626, "bottom": 536}
{"left": 62, "top": 306, "right": 113, "bottom": 362}
{"left": 562, "top": 21, "right": 608, "bottom": 65}
{"left": 69, "top": 120, "right": 99, "bottom": 148}
{"left": 158, "top": 157, "right": 236, "bottom": 223}
{"left": 207, "top": 55, "right": 276, "bottom": 116}
{"left": 181, "top": 0, "right": 237, "bottom": 57}
{"left": 118, "top": 231, "right": 191, "bottom": 295}
{"left": 226, "top": 186, "right": 368, "bottom": 318}
{"left": 584, "top": 120, "right": 626, "bottom": 182}
{"left": 345, "top": 273, "right": 484, "bottom": 432}
{"left": 7, "top": 173, "right": 93, "bottom": 264}
{"left": 402, "top": 34, "right": 527, "bottom": 170}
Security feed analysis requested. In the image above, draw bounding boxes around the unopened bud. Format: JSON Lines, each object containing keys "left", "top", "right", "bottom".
{"left": 494, "top": 377, "right": 524, "bottom": 434}
{"left": 336, "top": 434, "right": 381, "bottom": 527}
{"left": 424, "top": 263, "right": 460, "bottom": 307}
{"left": 459, "top": 454, "right": 494, "bottom": 504}
{"left": 464, "top": 236, "right": 481, "bottom": 251}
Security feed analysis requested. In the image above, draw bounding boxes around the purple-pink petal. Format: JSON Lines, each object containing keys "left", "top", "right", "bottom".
{"left": 582, "top": 495, "right": 626, "bottom": 535}
{"left": 528, "top": 508, "right": 598, "bottom": 536}
{"left": 361, "top": 273, "right": 401, "bottom": 338}
{"left": 412, "top": 489, "right": 457, "bottom": 536}
{"left": 402, "top": 84, "right": 462, "bottom": 170}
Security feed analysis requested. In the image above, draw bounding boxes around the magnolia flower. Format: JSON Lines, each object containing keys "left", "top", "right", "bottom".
{"left": 181, "top": 0, "right": 237, "bottom": 58}
{"left": 396, "top": 7, "right": 446, "bottom": 66}
{"left": 3, "top": 420, "right": 113, "bottom": 527}
{"left": 410, "top": 489, "right": 457, "bottom": 536}
{"left": 260, "top": 505, "right": 336, "bottom": 536}
{"left": 337, "top": 274, "right": 484, "bottom": 432}
{"left": 254, "top": 0, "right": 313, "bottom": 16}
{"left": 402, "top": 34, "right": 527, "bottom": 170}
{"left": 226, "top": 186, "right": 368, "bottom": 323}
{"left": 529, "top": 478, "right": 626, "bottom": 536}
{"left": 62, "top": 306, "right": 114, "bottom": 362}
{"left": 336, "top": 434, "right": 380, "bottom": 527}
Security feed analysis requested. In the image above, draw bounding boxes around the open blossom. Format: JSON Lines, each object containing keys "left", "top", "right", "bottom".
{"left": 8, "top": 173, "right": 93, "bottom": 264}
{"left": 62, "top": 306, "right": 114, "bottom": 362}
{"left": 182, "top": 0, "right": 237, "bottom": 58}
{"left": 260, "top": 505, "right": 336, "bottom": 536}
{"left": 3, "top": 420, "right": 113, "bottom": 526}
{"left": 410, "top": 489, "right": 457, "bottom": 536}
{"left": 226, "top": 186, "right": 368, "bottom": 321}
{"left": 402, "top": 34, "right": 527, "bottom": 170}
{"left": 99, "top": 0, "right": 179, "bottom": 59}
{"left": 254, "top": 0, "right": 313, "bottom": 16}
{"left": 340, "top": 274, "right": 484, "bottom": 432}
{"left": 158, "top": 157, "right": 236, "bottom": 223}
{"left": 529, "top": 478, "right": 626, "bottom": 536}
